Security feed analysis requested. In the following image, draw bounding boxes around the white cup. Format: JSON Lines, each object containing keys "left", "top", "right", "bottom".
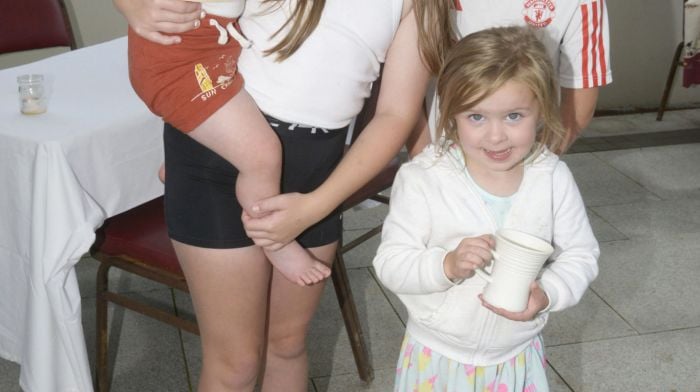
{"left": 475, "top": 229, "right": 553, "bottom": 312}
{"left": 17, "top": 74, "right": 47, "bottom": 115}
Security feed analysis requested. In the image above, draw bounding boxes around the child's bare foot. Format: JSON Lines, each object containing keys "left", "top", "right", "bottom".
{"left": 158, "top": 163, "right": 165, "bottom": 183}
{"left": 265, "top": 244, "right": 331, "bottom": 286}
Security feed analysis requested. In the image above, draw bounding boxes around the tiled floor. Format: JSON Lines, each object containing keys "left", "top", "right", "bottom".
{"left": 1, "top": 109, "right": 700, "bottom": 391}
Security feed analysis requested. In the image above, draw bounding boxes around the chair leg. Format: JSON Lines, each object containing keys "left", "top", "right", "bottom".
{"left": 657, "top": 42, "right": 684, "bottom": 121}
{"left": 96, "top": 262, "right": 111, "bottom": 392}
{"left": 331, "top": 249, "right": 374, "bottom": 382}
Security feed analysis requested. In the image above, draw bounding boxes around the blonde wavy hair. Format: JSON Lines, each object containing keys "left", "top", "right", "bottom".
{"left": 262, "top": 0, "right": 326, "bottom": 61}
{"left": 414, "top": 0, "right": 455, "bottom": 75}
{"left": 436, "top": 26, "right": 566, "bottom": 156}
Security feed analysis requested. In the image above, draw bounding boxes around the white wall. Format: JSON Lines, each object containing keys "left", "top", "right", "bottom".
{"left": 2, "top": 0, "right": 699, "bottom": 111}
{"left": 602, "top": 0, "right": 700, "bottom": 110}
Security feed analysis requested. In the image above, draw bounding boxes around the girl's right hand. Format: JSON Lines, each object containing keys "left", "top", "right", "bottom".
{"left": 443, "top": 234, "right": 495, "bottom": 282}
{"left": 114, "top": 0, "right": 203, "bottom": 45}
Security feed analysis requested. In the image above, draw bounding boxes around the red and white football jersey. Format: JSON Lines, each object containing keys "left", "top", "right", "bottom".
{"left": 451, "top": 0, "right": 612, "bottom": 88}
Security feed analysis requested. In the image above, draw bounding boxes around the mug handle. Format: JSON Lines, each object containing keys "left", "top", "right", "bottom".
{"left": 473, "top": 250, "right": 499, "bottom": 282}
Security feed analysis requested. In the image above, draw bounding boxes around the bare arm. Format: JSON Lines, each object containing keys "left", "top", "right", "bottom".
{"left": 316, "top": 9, "right": 430, "bottom": 210}
{"left": 558, "top": 86, "right": 598, "bottom": 154}
{"left": 405, "top": 107, "right": 431, "bottom": 158}
{"left": 245, "top": 9, "right": 432, "bottom": 246}
{"left": 114, "top": 0, "right": 202, "bottom": 45}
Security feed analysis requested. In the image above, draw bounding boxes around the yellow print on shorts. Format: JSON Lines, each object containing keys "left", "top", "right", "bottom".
{"left": 193, "top": 63, "right": 216, "bottom": 101}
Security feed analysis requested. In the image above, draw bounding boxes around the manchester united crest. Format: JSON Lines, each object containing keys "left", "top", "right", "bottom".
{"left": 523, "top": 0, "right": 555, "bottom": 28}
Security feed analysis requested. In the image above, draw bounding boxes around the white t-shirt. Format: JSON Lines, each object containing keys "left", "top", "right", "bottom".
{"left": 428, "top": 0, "right": 613, "bottom": 141}
{"left": 452, "top": 0, "right": 612, "bottom": 89}
{"left": 238, "top": 0, "right": 404, "bottom": 128}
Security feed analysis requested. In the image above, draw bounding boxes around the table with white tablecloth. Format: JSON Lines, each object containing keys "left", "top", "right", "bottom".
{"left": 0, "top": 37, "right": 163, "bottom": 392}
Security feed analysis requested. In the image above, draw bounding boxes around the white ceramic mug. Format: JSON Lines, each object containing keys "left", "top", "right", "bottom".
{"left": 475, "top": 229, "right": 554, "bottom": 312}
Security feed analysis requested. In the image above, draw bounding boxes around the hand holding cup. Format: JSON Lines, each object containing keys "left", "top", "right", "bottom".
{"left": 480, "top": 281, "right": 549, "bottom": 321}
{"left": 474, "top": 229, "right": 553, "bottom": 312}
{"left": 443, "top": 234, "right": 495, "bottom": 282}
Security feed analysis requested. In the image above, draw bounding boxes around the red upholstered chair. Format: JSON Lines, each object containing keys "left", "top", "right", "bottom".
{"left": 0, "top": 0, "right": 77, "bottom": 54}
{"left": 90, "top": 71, "right": 397, "bottom": 390}
{"left": 92, "top": 198, "right": 197, "bottom": 392}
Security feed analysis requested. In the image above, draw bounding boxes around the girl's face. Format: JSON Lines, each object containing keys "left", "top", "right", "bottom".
{"left": 455, "top": 80, "right": 539, "bottom": 178}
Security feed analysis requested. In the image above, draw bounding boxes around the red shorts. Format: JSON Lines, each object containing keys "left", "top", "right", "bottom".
{"left": 128, "top": 15, "right": 244, "bottom": 132}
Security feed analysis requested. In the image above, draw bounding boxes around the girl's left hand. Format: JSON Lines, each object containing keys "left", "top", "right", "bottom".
{"left": 242, "top": 192, "right": 319, "bottom": 248}
{"left": 480, "top": 282, "right": 549, "bottom": 321}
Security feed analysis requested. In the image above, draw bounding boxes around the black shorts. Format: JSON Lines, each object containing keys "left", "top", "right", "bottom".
{"left": 163, "top": 116, "right": 348, "bottom": 249}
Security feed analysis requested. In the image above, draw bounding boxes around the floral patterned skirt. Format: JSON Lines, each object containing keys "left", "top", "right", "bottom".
{"left": 394, "top": 333, "right": 549, "bottom": 392}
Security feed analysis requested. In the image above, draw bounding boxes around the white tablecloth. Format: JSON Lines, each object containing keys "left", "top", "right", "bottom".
{"left": 0, "top": 37, "right": 164, "bottom": 392}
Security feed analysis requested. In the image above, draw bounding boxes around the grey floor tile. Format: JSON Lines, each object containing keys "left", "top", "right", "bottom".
{"left": 340, "top": 202, "right": 388, "bottom": 269}
{"left": 671, "top": 108, "right": 700, "bottom": 126}
{"left": 371, "top": 271, "right": 408, "bottom": 326}
{"left": 0, "top": 357, "right": 21, "bottom": 392}
{"left": 623, "top": 111, "right": 698, "bottom": 134}
{"left": 546, "top": 365, "right": 573, "bottom": 392}
{"left": 543, "top": 290, "right": 636, "bottom": 346}
{"left": 592, "top": 198, "right": 700, "bottom": 240}
{"left": 587, "top": 209, "right": 628, "bottom": 243}
{"left": 583, "top": 115, "right": 641, "bottom": 137}
{"left": 341, "top": 232, "right": 382, "bottom": 269}
{"left": 593, "top": 144, "right": 700, "bottom": 200}
{"left": 584, "top": 110, "right": 699, "bottom": 137}
{"left": 312, "top": 367, "right": 396, "bottom": 392}
{"left": 343, "top": 204, "right": 389, "bottom": 232}
{"left": 592, "top": 235, "right": 700, "bottom": 333}
{"left": 82, "top": 290, "right": 201, "bottom": 392}
{"left": 76, "top": 256, "right": 166, "bottom": 299}
{"left": 547, "top": 327, "right": 700, "bottom": 391}
{"left": 308, "top": 268, "right": 405, "bottom": 379}
{"left": 561, "top": 153, "right": 661, "bottom": 207}
{"left": 81, "top": 290, "right": 196, "bottom": 392}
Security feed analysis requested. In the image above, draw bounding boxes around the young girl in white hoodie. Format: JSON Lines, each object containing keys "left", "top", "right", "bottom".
{"left": 373, "top": 26, "right": 600, "bottom": 391}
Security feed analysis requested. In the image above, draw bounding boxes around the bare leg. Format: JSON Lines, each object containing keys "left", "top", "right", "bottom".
{"left": 259, "top": 242, "right": 337, "bottom": 391}
{"left": 172, "top": 241, "right": 270, "bottom": 391}
{"left": 188, "top": 91, "right": 331, "bottom": 286}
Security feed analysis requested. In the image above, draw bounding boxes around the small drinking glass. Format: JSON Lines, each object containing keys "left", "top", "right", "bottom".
{"left": 17, "top": 74, "right": 47, "bottom": 115}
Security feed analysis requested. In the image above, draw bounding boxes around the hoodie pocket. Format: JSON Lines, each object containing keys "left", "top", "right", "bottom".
{"left": 418, "top": 282, "right": 486, "bottom": 344}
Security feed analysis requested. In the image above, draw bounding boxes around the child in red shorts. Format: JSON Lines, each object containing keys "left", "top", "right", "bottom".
{"left": 128, "top": 1, "right": 331, "bottom": 286}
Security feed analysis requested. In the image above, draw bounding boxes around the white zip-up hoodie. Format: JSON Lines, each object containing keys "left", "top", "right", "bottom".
{"left": 373, "top": 145, "right": 599, "bottom": 365}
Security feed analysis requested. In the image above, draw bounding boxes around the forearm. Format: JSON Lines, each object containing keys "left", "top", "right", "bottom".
{"left": 559, "top": 87, "right": 598, "bottom": 153}
{"left": 405, "top": 106, "right": 431, "bottom": 158}
{"left": 309, "top": 112, "right": 416, "bottom": 221}
{"left": 375, "top": 243, "right": 454, "bottom": 295}
{"left": 308, "top": 8, "right": 430, "bottom": 221}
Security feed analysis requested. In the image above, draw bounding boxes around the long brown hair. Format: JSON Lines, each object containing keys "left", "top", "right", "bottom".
{"left": 413, "top": 0, "right": 455, "bottom": 75}
{"left": 262, "top": 0, "right": 326, "bottom": 61}
{"left": 436, "top": 26, "right": 566, "bottom": 155}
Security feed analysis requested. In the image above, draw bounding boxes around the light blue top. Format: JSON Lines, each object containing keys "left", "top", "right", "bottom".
{"left": 449, "top": 146, "right": 514, "bottom": 228}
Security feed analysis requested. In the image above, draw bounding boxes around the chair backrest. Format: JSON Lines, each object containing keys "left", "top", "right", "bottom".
{"left": 0, "top": 0, "right": 77, "bottom": 55}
